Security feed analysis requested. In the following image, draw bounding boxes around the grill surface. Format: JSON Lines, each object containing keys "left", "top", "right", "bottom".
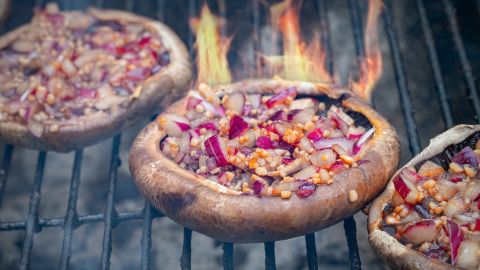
{"left": 1, "top": 0, "right": 479, "bottom": 269}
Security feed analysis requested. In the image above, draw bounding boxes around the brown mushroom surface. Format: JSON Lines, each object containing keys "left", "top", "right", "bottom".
{"left": 369, "top": 124, "right": 480, "bottom": 270}
{"left": 0, "top": 7, "right": 192, "bottom": 152}
{"left": 129, "top": 79, "right": 399, "bottom": 242}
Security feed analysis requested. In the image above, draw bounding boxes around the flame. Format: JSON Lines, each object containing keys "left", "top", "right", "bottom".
{"left": 351, "top": 0, "right": 383, "bottom": 102}
{"left": 190, "top": 5, "right": 232, "bottom": 86}
{"left": 264, "top": 0, "right": 332, "bottom": 83}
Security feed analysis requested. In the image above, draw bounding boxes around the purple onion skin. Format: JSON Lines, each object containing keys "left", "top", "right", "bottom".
{"left": 452, "top": 146, "right": 479, "bottom": 167}
{"left": 269, "top": 110, "right": 287, "bottom": 121}
{"left": 204, "top": 135, "right": 229, "bottom": 167}
{"left": 256, "top": 136, "right": 274, "bottom": 149}
{"left": 252, "top": 181, "right": 264, "bottom": 196}
{"left": 296, "top": 182, "right": 316, "bottom": 198}
{"left": 228, "top": 115, "right": 249, "bottom": 139}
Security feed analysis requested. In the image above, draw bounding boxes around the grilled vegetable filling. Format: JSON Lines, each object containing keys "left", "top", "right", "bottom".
{"left": 383, "top": 134, "right": 480, "bottom": 268}
{"left": 0, "top": 3, "right": 169, "bottom": 137}
{"left": 158, "top": 83, "right": 374, "bottom": 199}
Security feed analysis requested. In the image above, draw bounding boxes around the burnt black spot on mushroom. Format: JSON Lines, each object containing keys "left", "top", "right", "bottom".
{"left": 159, "top": 192, "right": 197, "bottom": 217}
{"left": 415, "top": 131, "right": 480, "bottom": 170}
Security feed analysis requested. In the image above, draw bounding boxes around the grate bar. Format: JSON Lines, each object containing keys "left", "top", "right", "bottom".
{"left": 223, "top": 242, "right": 234, "bottom": 270}
{"left": 100, "top": 135, "right": 122, "bottom": 270}
{"left": 59, "top": 150, "right": 83, "bottom": 270}
{"left": 0, "top": 144, "right": 13, "bottom": 209}
{"left": 347, "top": 0, "right": 365, "bottom": 61}
{"left": 140, "top": 203, "right": 154, "bottom": 270}
{"left": 382, "top": 1, "right": 421, "bottom": 155}
{"left": 344, "top": 217, "right": 361, "bottom": 270}
{"left": 19, "top": 151, "right": 47, "bottom": 270}
{"left": 305, "top": 233, "right": 318, "bottom": 270}
{"left": 0, "top": 210, "right": 153, "bottom": 231}
{"left": 264, "top": 241, "right": 276, "bottom": 270}
{"left": 316, "top": 0, "right": 334, "bottom": 75}
{"left": 442, "top": 0, "right": 480, "bottom": 122}
{"left": 415, "top": 0, "right": 454, "bottom": 128}
{"left": 180, "top": 228, "right": 192, "bottom": 270}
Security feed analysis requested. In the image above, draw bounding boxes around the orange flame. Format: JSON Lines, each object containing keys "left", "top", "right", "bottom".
{"left": 351, "top": 0, "right": 383, "bottom": 102}
{"left": 265, "top": 0, "right": 332, "bottom": 83}
{"left": 190, "top": 5, "right": 232, "bottom": 86}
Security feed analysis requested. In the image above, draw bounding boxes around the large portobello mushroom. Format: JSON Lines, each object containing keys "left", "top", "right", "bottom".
{"left": 369, "top": 125, "right": 480, "bottom": 269}
{"left": 129, "top": 79, "right": 399, "bottom": 242}
{"left": 0, "top": 4, "right": 191, "bottom": 151}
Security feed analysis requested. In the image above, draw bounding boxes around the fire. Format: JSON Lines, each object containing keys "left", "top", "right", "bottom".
{"left": 190, "top": 5, "right": 231, "bottom": 86}
{"left": 190, "top": 1, "right": 383, "bottom": 103}
{"left": 351, "top": 0, "right": 383, "bottom": 102}
{"left": 266, "top": 0, "right": 332, "bottom": 83}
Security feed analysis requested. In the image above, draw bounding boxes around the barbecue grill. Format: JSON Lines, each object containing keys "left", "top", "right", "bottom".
{"left": 0, "top": 0, "right": 479, "bottom": 269}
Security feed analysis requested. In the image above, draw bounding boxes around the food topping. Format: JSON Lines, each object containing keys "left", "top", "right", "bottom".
{"left": 0, "top": 3, "right": 169, "bottom": 136}
{"left": 383, "top": 140, "right": 480, "bottom": 268}
{"left": 158, "top": 84, "right": 374, "bottom": 199}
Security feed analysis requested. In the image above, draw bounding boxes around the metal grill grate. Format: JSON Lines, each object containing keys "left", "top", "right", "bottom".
{"left": 0, "top": 0, "right": 479, "bottom": 269}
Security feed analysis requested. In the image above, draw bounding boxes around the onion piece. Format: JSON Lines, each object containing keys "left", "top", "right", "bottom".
{"left": 204, "top": 135, "right": 229, "bottom": 167}
{"left": 393, "top": 174, "right": 419, "bottom": 205}
{"left": 293, "top": 166, "right": 316, "bottom": 180}
{"left": 452, "top": 146, "right": 479, "bottom": 167}
{"left": 256, "top": 136, "right": 274, "bottom": 149}
{"left": 247, "top": 94, "right": 261, "bottom": 109}
{"left": 197, "top": 122, "right": 217, "bottom": 132}
{"left": 159, "top": 114, "right": 191, "bottom": 137}
{"left": 296, "top": 182, "right": 316, "bottom": 198}
{"left": 265, "top": 87, "right": 297, "bottom": 108}
{"left": 307, "top": 128, "right": 323, "bottom": 142}
{"left": 401, "top": 219, "right": 439, "bottom": 245}
{"left": 310, "top": 149, "right": 337, "bottom": 169}
{"left": 186, "top": 96, "right": 202, "bottom": 110}
{"left": 291, "top": 110, "right": 313, "bottom": 125}
{"left": 229, "top": 115, "right": 249, "bottom": 139}
{"left": 269, "top": 110, "right": 287, "bottom": 121}
{"left": 252, "top": 180, "right": 264, "bottom": 195}
{"left": 456, "top": 240, "right": 480, "bottom": 269}
{"left": 444, "top": 197, "right": 467, "bottom": 217}
{"left": 447, "top": 220, "right": 464, "bottom": 265}
{"left": 399, "top": 168, "right": 425, "bottom": 184}
{"left": 224, "top": 92, "right": 245, "bottom": 114}
{"left": 356, "top": 128, "right": 375, "bottom": 147}
{"left": 272, "top": 180, "right": 304, "bottom": 192}
{"left": 313, "top": 138, "right": 354, "bottom": 154}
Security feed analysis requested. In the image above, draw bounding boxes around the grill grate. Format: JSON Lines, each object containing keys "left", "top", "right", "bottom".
{"left": 0, "top": 0, "right": 479, "bottom": 269}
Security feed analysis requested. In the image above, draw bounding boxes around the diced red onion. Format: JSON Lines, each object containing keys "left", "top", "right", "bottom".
{"left": 399, "top": 168, "right": 425, "bottom": 184}
{"left": 310, "top": 149, "right": 337, "bottom": 168}
{"left": 224, "top": 92, "right": 245, "bottom": 115}
{"left": 475, "top": 219, "right": 480, "bottom": 231}
{"left": 269, "top": 110, "right": 287, "bottom": 121}
{"left": 78, "top": 88, "right": 96, "bottom": 98}
{"left": 265, "top": 87, "right": 297, "bottom": 108}
{"left": 197, "top": 122, "right": 217, "bottom": 131}
{"left": 307, "top": 128, "right": 323, "bottom": 142}
{"left": 356, "top": 128, "right": 375, "bottom": 147}
{"left": 447, "top": 220, "right": 464, "bottom": 265}
{"left": 276, "top": 140, "right": 295, "bottom": 153}
{"left": 218, "top": 172, "right": 228, "bottom": 186}
{"left": 206, "top": 157, "right": 217, "bottom": 170}
{"left": 293, "top": 166, "right": 316, "bottom": 180}
{"left": 272, "top": 180, "right": 304, "bottom": 191}
{"left": 138, "top": 36, "right": 151, "bottom": 47}
{"left": 282, "top": 157, "right": 294, "bottom": 164}
{"left": 313, "top": 138, "right": 354, "bottom": 154}
{"left": 247, "top": 94, "right": 261, "bottom": 109}
{"left": 186, "top": 96, "right": 202, "bottom": 110}
{"left": 291, "top": 110, "right": 313, "bottom": 125}
{"left": 126, "top": 67, "right": 150, "bottom": 80}
{"left": 229, "top": 115, "right": 249, "bottom": 139}
{"left": 452, "top": 147, "right": 479, "bottom": 167}
{"left": 204, "top": 135, "right": 229, "bottom": 167}
{"left": 296, "top": 182, "right": 316, "bottom": 198}
{"left": 253, "top": 180, "right": 264, "bottom": 195}
{"left": 175, "top": 121, "right": 191, "bottom": 131}
{"left": 256, "top": 136, "right": 274, "bottom": 149}
{"left": 402, "top": 219, "right": 439, "bottom": 245}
